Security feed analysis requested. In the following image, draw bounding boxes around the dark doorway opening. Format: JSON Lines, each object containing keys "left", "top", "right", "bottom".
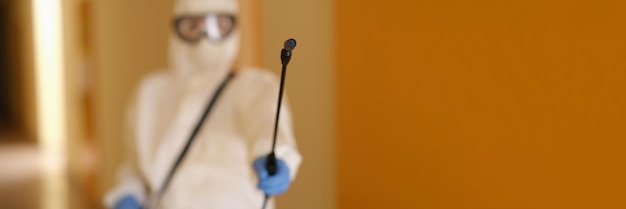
{"left": 0, "top": 0, "right": 24, "bottom": 139}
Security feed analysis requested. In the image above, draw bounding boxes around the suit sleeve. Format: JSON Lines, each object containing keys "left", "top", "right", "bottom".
{"left": 238, "top": 71, "right": 302, "bottom": 180}
{"left": 103, "top": 89, "right": 148, "bottom": 208}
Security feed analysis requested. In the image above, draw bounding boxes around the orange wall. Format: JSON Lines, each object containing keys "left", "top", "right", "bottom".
{"left": 336, "top": 1, "right": 626, "bottom": 208}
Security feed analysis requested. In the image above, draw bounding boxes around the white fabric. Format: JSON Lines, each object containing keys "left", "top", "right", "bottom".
{"left": 104, "top": 0, "right": 301, "bottom": 208}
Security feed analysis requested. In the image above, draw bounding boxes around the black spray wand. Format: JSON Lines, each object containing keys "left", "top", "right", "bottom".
{"left": 262, "top": 38, "right": 297, "bottom": 209}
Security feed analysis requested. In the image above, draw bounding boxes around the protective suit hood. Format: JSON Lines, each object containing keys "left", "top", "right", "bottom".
{"left": 169, "top": 0, "right": 240, "bottom": 80}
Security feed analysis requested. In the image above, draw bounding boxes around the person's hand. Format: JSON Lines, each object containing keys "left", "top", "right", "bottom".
{"left": 253, "top": 156, "right": 291, "bottom": 195}
{"left": 114, "top": 195, "right": 141, "bottom": 209}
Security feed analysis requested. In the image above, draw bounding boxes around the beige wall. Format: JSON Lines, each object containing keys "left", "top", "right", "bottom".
{"left": 262, "top": 1, "right": 335, "bottom": 209}
{"left": 92, "top": 0, "right": 174, "bottom": 197}
{"left": 62, "top": 0, "right": 95, "bottom": 201}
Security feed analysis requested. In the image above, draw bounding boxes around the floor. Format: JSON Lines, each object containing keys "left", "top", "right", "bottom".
{"left": 0, "top": 140, "right": 42, "bottom": 209}
{"left": 0, "top": 130, "right": 99, "bottom": 209}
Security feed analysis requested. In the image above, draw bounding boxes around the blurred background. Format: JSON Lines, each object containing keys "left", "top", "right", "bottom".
{"left": 0, "top": 0, "right": 625, "bottom": 209}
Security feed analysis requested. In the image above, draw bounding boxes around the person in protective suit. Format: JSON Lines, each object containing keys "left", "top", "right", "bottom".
{"left": 103, "top": 0, "right": 302, "bottom": 208}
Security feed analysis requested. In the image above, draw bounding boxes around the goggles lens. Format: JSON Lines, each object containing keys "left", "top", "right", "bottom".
{"left": 173, "top": 14, "right": 236, "bottom": 43}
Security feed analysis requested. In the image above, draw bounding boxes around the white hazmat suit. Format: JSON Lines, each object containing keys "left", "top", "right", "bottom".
{"left": 103, "top": 0, "right": 302, "bottom": 208}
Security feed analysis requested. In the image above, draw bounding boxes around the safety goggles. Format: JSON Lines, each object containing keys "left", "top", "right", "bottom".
{"left": 173, "top": 14, "right": 237, "bottom": 43}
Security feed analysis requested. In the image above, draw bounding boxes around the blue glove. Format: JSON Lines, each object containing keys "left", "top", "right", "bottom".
{"left": 253, "top": 156, "right": 291, "bottom": 195}
{"left": 114, "top": 195, "right": 141, "bottom": 209}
